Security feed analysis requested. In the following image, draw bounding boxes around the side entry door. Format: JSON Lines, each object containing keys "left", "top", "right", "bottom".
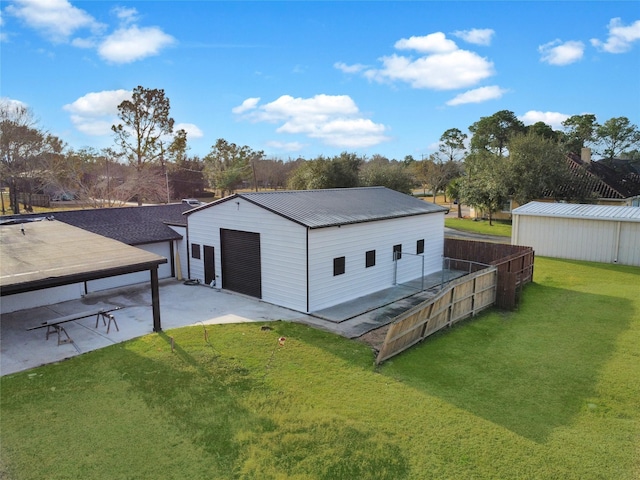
{"left": 204, "top": 245, "right": 216, "bottom": 286}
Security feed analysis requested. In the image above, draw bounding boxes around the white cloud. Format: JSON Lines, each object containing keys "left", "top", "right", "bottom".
{"left": 519, "top": 110, "right": 569, "bottom": 129}
{"left": 344, "top": 32, "right": 495, "bottom": 90}
{"left": 446, "top": 85, "right": 506, "bottom": 106}
{"left": 98, "top": 25, "right": 175, "bottom": 64}
{"left": 174, "top": 123, "right": 203, "bottom": 139}
{"left": 63, "top": 90, "right": 200, "bottom": 139}
{"left": 539, "top": 40, "right": 584, "bottom": 65}
{"left": 63, "top": 89, "right": 131, "bottom": 135}
{"left": 5, "top": 0, "right": 104, "bottom": 42}
{"left": 112, "top": 6, "right": 139, "bottom": 25}
{"left": 591, "top": 18, "right": 640, "bottom": 53}
{"left": 0, "top": 11, "right": 7, "bottom": 42}
{"left": 394, "top": 32, "right": 458, "bottom": 53}
{"left": 0, "top": 97, "right": 29, "bottom": 114}
{"left": 365, "top": 49, "right": 494, "bottom": 90}
{"left": 232, "top": 97, "right": 260, "bottom": 114}
{"left": 266, "top": 140, "right": 306, "bottom": 152}
{"left": 334, "top": 62, "right": 368, "bottom": 74}
{"left": 234, "top": 94, "right": 389, "bottom": 148}
{"left": 452, "top": 28, "right": 495, "bottom": 46}
{"left": 5, "top": 1, "right": 173, "bottom": 64}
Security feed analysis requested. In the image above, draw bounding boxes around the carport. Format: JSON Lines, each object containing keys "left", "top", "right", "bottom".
{"left": 0, "top": 219, "right": 167, "bottom": 331}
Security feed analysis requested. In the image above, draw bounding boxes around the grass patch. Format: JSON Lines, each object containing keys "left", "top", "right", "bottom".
{"left": 445, "top": 217, "right": 512, "bottom": 237}
{"left": 1, "top": 258, "right": 639, "bottom": 479}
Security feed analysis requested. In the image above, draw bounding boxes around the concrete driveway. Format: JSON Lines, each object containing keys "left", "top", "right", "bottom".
{"left": 0, "top": 280, "right": 310, "bottom": 376}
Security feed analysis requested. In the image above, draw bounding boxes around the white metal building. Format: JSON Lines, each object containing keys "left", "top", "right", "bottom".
{"left": 511, "top": 202, "right": 640, "bottom": 266}
{"left": 186, "top": 187, "right": 447, "bottom": 313}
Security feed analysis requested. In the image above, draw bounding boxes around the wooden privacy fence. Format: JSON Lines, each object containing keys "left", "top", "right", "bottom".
{"left": 444, "top": 239, "right": 534, "bottom": 310}
{"left": 376, "top": 267, "right": 497, "bottom": 365}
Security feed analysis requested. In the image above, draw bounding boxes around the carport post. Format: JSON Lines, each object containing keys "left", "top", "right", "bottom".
{"left": 150, "top": 267, "right": 162, "bottom": 332}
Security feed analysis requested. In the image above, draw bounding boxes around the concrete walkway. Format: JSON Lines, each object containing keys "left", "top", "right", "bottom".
{"left": 1, "top": 270, "right": 464, "bottom": 376}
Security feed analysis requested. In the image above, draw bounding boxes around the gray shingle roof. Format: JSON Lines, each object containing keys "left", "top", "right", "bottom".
{"left": 1, "top": 204, "right": 191, "bottom": 245}
{"left": 195, "top": 187, "right": 447, "bottom": 228}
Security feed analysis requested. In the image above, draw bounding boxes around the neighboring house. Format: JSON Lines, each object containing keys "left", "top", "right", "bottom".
{"left": 471, "top": 148, "right": 640, "bottom": 220}
{"left": 185, "top": 187, "right": 447, "bottom": 313}
{"left": 0, "top": 204, "right": 192, "bottom": 312}
{"left": 563, "top": 150, "right": 640, "bottom": 206}
{"left": 511, "top": 201, "right": 640, "bottom": 266}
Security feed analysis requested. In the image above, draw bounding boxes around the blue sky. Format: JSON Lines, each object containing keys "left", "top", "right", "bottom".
{"left": 2, "top": 1, "right": 639, "bottom": 161}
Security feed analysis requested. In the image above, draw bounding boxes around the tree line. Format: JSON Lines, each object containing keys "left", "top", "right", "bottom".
{"left": 1, "top": 86, "right": 639, "bottom": 216}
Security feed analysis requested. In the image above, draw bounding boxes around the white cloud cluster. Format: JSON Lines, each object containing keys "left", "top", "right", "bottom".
{"left": 62, "top": 90, "right": 203, "bottom": 139}
{"left": 98, "top": 25, "right": 175, "bottom": 64}
{"left": 234, "top": 94, "right": 389, "bottom": 149}
{"left": 519, "top": 110, "right": 569, "bottom": 129}
{"left": 539, "top": 17, "right": 640, "bottom": 66}
{"left": 63, "top": 89, "right": 131, "bottom": 135}
{"left": 5, "top": 0, "right": 175, "bottom": 63}
{"left": 591, "top": 18, "right": 640, "bottom": 53}
{"left": 452, "top": 28, "right": 495, "bottom": 46}
{"left": 539, "top": 40, "right": 585, "bottom": 66}
{"left": 446, "top": 86, "right": 506, "bottom": 106}
{"left": 338, "top": 32, "right": 495, "bottom": 91}
{"left": 5, "top": 0, "right": 104, "bottom": 43}
{"left": 334, "top": 62, "right": 368, "bottom": 74}
{"left": 174, "top": 123, "right": 204, "bottom": 139}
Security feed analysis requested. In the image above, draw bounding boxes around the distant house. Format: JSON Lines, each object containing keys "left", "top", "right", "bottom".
{"left": 471, "top": 148, "right": 640, "bottom": 220}
{"left": 563, "top": 149, "right": 640, "bottom": 206}
{"left": 511, "top": 201, "right": 640, "bottom": 266}
{"left": 185, "top": 187, "right": 447, "bottom": 313}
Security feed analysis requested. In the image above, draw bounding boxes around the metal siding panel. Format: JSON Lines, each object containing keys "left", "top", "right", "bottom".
{"left": 0, "top": 284, "right": 83, "bottom": 314}
{"left": 618, "top": 223, "right": 640, "bottom": 266}
{"left": 308, "top": 213, "right": 444, "bottom": 311}
{"left": 513, "top": 215, "right": 624, "bottom": 264}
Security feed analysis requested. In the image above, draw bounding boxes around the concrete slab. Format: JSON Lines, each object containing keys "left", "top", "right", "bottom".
{"left": 1, "top": 280, "right": 309, "bottom": 376}
{"left": 1, "top": 270, "right": 466, "bottom": 376}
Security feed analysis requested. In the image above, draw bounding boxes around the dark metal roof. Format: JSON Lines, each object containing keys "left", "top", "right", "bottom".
{"left": 1, "top": 204, "right": 190, "bottom": 245}
{"left": 192, "top": 187, "right": 447, "bottom": 228}
{"left": 0, "top": 219, "right": 167, "bottom": 296}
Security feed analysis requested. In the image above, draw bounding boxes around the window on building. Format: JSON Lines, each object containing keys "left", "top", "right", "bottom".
{"left": 393, "top": 244, "right": 402, "bottom": 260}
{"left": 417, "top": 239, "right": 425, "bottom": 255}
{"left": 333, "top": 256, "right": 346, "bottom": 276}
{"left": 366, "top": 250, "right": 376, "bottom": 268}
{"left": 191, "top": 243, "right": 201, "bottom": 259}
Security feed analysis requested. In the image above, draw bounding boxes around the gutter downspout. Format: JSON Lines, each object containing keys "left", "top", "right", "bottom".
{"left": 306, "top": 227, "right": 310, "bottom": 313}
{"left": 613, "top": 221, "right": 621, "bottom": 263}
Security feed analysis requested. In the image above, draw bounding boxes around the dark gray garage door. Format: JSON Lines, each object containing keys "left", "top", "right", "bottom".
{"left": 220, "top": 229, "right": 262, "bottom": 298}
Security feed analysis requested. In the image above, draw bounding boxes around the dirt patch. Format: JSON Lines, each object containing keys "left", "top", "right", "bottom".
{"left": 356, "top": 324, "right": 390, "bottom": 353}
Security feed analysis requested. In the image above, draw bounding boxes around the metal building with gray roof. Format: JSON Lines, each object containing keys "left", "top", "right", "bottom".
{"left": 511, "top": 201, "right": 640, "bottom": 266}
{"left": 186, "top": 187, "right": 448, "bottom": 313}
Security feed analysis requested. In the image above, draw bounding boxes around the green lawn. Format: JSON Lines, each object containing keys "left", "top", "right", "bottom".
{"left": 445, "top": 217, "right": 512, "bottom": 237}
{"left": 1, "top": 258, "right": 638, "bottom": 479}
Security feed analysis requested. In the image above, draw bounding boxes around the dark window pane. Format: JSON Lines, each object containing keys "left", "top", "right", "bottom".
{"left": 417, "top": 239, "right": 425, "bottom": 254}
{"left": 191, "top": 243, "right": 201, "bottom": 259}
{"left": 393, "top": 244, "right": 402, "bottom": 260}
{"left": 366, "top": 250, "right": 376, "bottom": 268}
{"left": 333, "top": 256, "right": 345, "bottom": 276}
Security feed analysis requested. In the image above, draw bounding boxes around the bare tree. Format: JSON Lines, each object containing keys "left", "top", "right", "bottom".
{"left": 0, "top": 100, "right": 62, "bottom": 213}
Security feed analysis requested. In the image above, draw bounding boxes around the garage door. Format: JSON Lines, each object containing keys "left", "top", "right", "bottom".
{"left": 220, "top": 229, "right": 262, "bottom": 298}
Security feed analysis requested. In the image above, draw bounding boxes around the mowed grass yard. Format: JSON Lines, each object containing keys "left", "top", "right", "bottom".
{"left": 1, "top": 257, "right": 639, "bottom": 479}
